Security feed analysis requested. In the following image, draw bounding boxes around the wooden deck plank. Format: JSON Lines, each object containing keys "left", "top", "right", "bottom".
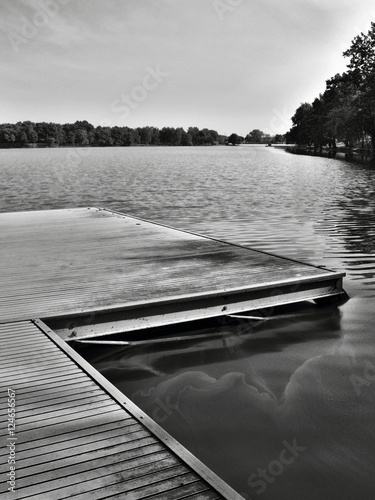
{"left": 61, "top": 468, "right": 195, "bottom": 500}
{"left": 0, "top": 374, "right": 90, "bottom": 392}
{"left": 0, "top": 428, "right": 153, "bottom": 474}
{"left": 15, "top": 401, "right": 121, "bottom": 432}
{"left": 0, "top": 364, "right": 82, "bottom": 383}
{"left": 2, "top": 393, "right": 111, "bottom": 420}
{"left": 148, "top": 486, "right": 221, "bottom": 500}
{"left": 0, "top": 341, "right": 58, "bottom": 356}
{"left": 0, "top": 387, "right": 106, "bottom": 415}
{"left": 145, "top": 481, "right": 216, "bottom": 500}
{"left": 0, "top": 354, "right": 65, "bottom": 367}
{"left": 22, "top": 457, "right": 183, "bottom": 500}
{"left": 0, "top": 207, "right": 345, "bottom": 338}
{"left": 5, "top": 394, "right": 118, "bottom": 421}
{"left": 12, "top": 445, "right": 167, "bottom": 489}
{"left": 10, "top": 423, "right": 142, "bottom": 460}
{"left": 12, "top": 450, "right": 174, "bottom": 495}
{"left": 0, "top": 350, "right": 65, "bottom": 365}
{"left": 13, "top": 407, "right": 127, "bottom": 442}
{"left": 17, "top": 419, "right": 136, "bottom": 449}
{"left": 9, "top": 436, "right": 159, "bottom": 479}
{"left": 5, "top": 418, "right": 139, "bottom": 454}
{"left": 0, "top": 391, "right": 109, "bottom": 419}
{"left": 6, "top": 375, "right": 95, "bottom": 397}
{"left": 9, "top": 408, "right": 128, "bottom": 443}
{"left": 0, "top": 321, "right": 241, "bottom": 500}
{"left": 0, "top": 346, "right": 61, "bottom": 360}
{"left": 86, "top": 473, "right": 202, "bottom": 500}
{"left": 8, "top": 380, "right": 99, "bottom": 401}
{"left": 0, "top": 420, "right": 140, "bottom": 459}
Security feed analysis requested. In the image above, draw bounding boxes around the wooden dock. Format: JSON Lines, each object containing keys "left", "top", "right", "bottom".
{"left": 0, "top": 320, "right": 241, "bottom": 499}
{"left": 0, "top": 207, "right": 346, "bottom": 340}
{"left": 0, "top": 207, "right": 347, "bottom": 498}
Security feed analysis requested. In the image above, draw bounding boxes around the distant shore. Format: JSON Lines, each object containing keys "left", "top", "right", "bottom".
{"left": 0, "top": 143, "right": 226, "bottom": 149}
{"left": 276, "top": 144, "right": 374, "bottom": 166}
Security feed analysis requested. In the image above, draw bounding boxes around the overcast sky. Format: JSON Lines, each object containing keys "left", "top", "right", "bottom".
{"left": 1, "top": 0, "right": 374, "bottom": 136}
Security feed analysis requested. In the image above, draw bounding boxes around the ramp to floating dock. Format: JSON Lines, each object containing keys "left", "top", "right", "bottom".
{"left": 0, "top": 207, "right": 345, "bottom": 340}
{"left": 0, "top": 320, "right": 239, "bottom": 499}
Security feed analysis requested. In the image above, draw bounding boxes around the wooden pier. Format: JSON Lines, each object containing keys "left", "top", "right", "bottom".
{"left": 0, "top": 320, "right": 240, "bottom": 499}
{"left": 0, "top": 207, "right": 347, "bottom": 498}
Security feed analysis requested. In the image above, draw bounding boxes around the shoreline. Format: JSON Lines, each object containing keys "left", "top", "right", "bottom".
{"left": 274, "top": 144, "right": 375, "bottom": 166}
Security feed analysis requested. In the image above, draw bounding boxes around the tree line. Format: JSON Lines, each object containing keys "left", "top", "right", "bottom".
{"left": 229, "top": 130, "right": 285, "bottom": 145}
{"left": 0, "top": 122, "right": 228, "bottom": 147}
{"left": 286, "top": 22, "right": 375, "bottom": 160}
{"left": 0, "top": 120, "right": 286, "bottom": 149}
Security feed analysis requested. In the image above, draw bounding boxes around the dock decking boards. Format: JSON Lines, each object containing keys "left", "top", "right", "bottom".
{"left": 0, "top": 320, "right": 241, "bottom": 500}
{"left": 0, "top": 207, "right": 346, "bottom": 340}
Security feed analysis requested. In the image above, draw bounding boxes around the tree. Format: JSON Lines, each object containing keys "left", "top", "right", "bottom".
{"left": 246, "top": 129, "right": 264, "bottom": 144}
{"left": 343, "top": 22, "right": 375, "bottom": 77}
{"left": 16, "top": 128, "right": 28, "bottom": 145}
{"left": 150, "top": 127, "right": 160, "bottom": 145}
{"left": 324, "top": 74, "right": 363, "bottom": 149}
{"left": 24, "top": 121, "right": 38, "bottom": 143}
{"left": 343, "top": 22, "right": 375, "bottom": 157}
{"left": 67, "top": 130, "right": 76, "bottom": 146}
{"left": 208, "top": 129, "right": 219, "bottom": 144}
{"left": 286, "top": 24, "right": 375, "bottom": 158}
{"left": 75, "top": 128, "right": 89, "bottom": 146}
{"left": 95, "top": 126, "right": 114, "bottom": 146}
{"left": 196, "top": 128, "right": 215, "bottom": 145}
{"left": 228, "top": 133, "right": 239, "bottom": 145}
{"left": 188, "top": 127, "right": 200, "bottom": 145}
{"left": 172, "top": 127, "right": 183, "bottom": 145}
{"left": 122, "top": 127, "right": 137, "bottom": 146}
{"left": 138, "top": 126, "right": 152, "bottom": 145}
{"left": 159, "top": 127, "right": 175, "bottom": 145}
{"left": 263, "top": 133, "right": 272, "bottom": 145}
{"left": 73, "top": 120, "right": 94, "bottom": 133}
{"left": 0, "top": 126, "right": 16, "bottom": 144}
{"left": 288, "top": 104, "right": 315, "bottom": 146}
{"left": 180, "top": 129, "right": 193, "bottom": 146}
{"left": 274, "top": 134, "right": 285, "bottom": 144}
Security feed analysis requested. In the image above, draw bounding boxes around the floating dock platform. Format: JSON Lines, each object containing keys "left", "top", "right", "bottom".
{"left": 0, "top": 207, "right": 346, "bottom": 340}
{"left": 0, "top": 207, "right": 347, "bottom": 498}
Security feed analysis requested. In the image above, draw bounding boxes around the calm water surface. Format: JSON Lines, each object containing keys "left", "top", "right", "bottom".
{"left": 1, "top": 146, "right": 375, "bottom": 499}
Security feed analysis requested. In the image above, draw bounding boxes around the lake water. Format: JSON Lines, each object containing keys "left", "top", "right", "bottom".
{"left": 1, "top": 146, "right": 375, "bottom": 499}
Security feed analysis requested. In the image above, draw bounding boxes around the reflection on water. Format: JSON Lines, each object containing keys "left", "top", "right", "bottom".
{"left": 1, "top": 145, "right": 375, "bottom": 499}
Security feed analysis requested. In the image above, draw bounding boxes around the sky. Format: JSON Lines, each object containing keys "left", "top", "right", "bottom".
{"left": 1, "top": 0, "right": 375, "bottom": 137}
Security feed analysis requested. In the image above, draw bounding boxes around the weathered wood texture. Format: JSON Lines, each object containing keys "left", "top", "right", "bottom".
{"left": 0, "top": 320, "right": 241, "bottom": 499}
{"left": 0, "top": 208, "right": 345, "bottom": 340}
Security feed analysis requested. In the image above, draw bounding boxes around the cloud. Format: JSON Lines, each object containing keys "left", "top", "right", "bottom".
{"left": 1, "top": 0, "right": 375, "bottom": 134}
